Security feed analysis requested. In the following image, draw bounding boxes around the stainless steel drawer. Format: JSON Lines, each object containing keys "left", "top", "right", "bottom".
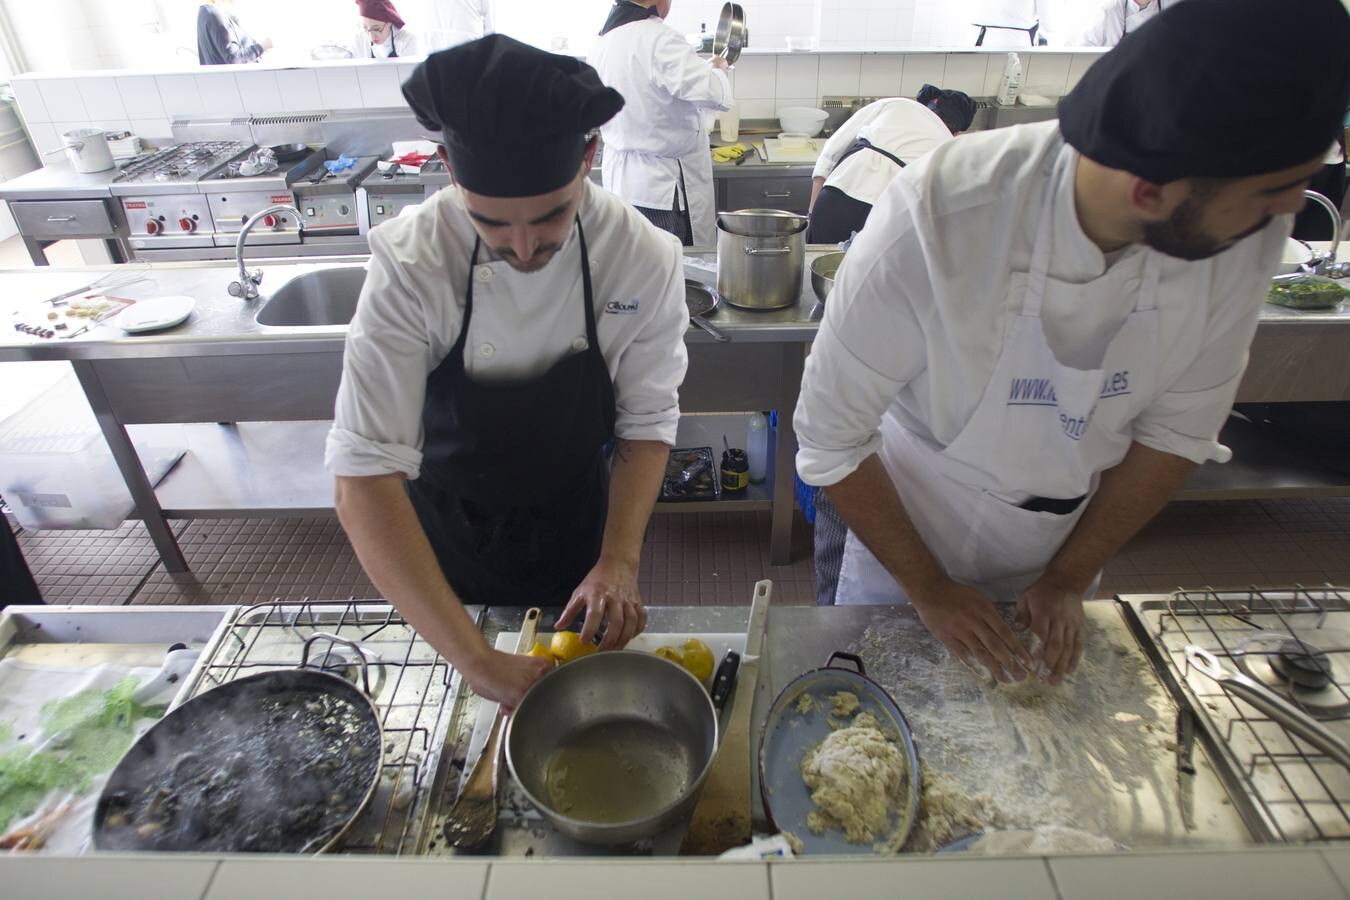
{"left": 10, "top": 199, "right": 118, "bottom": 239}
{"left": 725, "top": 175, "right": 812, "bottom": 214}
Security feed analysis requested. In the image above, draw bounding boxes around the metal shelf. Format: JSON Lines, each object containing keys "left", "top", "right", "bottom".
{"left": 655, "top": 412, "right": 775, "bottom": 514}
{"left": 1179, "top": 416, "right": 1350, "bottom": 501}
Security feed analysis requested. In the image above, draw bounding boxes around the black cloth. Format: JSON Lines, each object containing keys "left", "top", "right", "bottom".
{"left": 405, "top": 219, "right": 617, "bottom": 606}
{"left": 600, "top": 0, "right": 660, "bottom": 35}
{"left": 806, "top": 140, "right": 905, "bottom": 243}
{"left": 196, "top": 5, "right": 264, "bottom": 66}
{"left": 401, "top": 35, "right": 624, "bottom": 198}
{"left": 1, "top": 520, "right": 42, "bottom": 608}
{"left": 915, "top": 83, "right": 976, "bottom": 133}
{"left": 637, "top": 189, "right": 693, "bottom": 245}
{"left": 812, "top": 490, "right": 846, "bottom": 606}
{"left": 1059, "top": 0, "right": 1350, "bottom": 184}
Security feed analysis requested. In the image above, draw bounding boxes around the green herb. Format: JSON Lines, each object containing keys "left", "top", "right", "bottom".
{"left": 0, "top": 677, "right": 164, "bottom": 832}
{"left": 1266, "top": 280, "right": 1349, "bottom": 310}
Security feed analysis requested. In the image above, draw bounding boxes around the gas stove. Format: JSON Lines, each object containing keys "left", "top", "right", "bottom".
{"left": 198, "top": 148, "right": 329, "bottom": 247}
{"left": 1124, "top": 587, "right": 1350, "bottom": 844}
{"left": 109, "top": 141, "right": 251, "bottom": 193}
{"left": 294, "top": 155, "right": 381, "bottom": 237}
{"left": 112, "top": 142, "right": 253, "bottom": 251}
{"left": 179, "top": 599, "right": 464, "bottom": 855}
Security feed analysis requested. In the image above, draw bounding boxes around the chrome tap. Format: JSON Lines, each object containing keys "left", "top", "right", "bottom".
{"left": 228, "top": 205, "right": 304, "bottom": 300}
{"left": 1300, "top": 190, "right": 1347, "bottom": 279}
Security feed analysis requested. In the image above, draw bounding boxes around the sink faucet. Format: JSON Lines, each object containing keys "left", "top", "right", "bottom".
{"left": 1300, "top": 190, "right": 1347, "bottom": 279}
{"left": 229, "top": 204, "right": 304, "bottom": 300}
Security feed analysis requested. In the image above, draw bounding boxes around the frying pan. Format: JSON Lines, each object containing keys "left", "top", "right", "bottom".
{"left": 685, "top": 279, "right": 731, "bottom": 343}
{"left": 93, "top": 634, "right": 383, "bottom": 854}
{"left": 268, "top": 143, "right": 312, "bottom": 164}
{"left": 713, "top": 3, "right": 747, "bottom": 65}
{"left": 759, "top": 652, "right": 921, "bottom": 855}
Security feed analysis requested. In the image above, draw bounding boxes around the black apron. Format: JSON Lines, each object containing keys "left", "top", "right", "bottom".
{"left": 406, "top": 219, "right": 617, "bottom": 606}
{"left": 600, "top": 0, "right": 660, "bottom": 35}
{"left": 806, "top": 139, "right": 906, "bottom": 244}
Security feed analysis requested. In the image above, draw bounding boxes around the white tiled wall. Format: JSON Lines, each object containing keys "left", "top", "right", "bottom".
{"left": 10, "top": 51, "right": 1103, "bottom": 155}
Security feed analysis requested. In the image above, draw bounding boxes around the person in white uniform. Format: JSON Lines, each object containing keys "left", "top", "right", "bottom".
{"left": 590, "top": 0, "right": 733, "bottom": 247}
{"left": 440, "top": 0, "right": 493, "bottom": 48}
{"left": 794, "top": 0, "right": 1350, "bottom": 685}
{"left": 327, "top": 37, "right": 689, "bottom": 708}
{"left": 351, "top": 0, "right": 420, "bottom": 59}
{"left": 1077, "top": 0, "right": 1169, "bottom": 46}
{"left": 971, "top": 0, "right": 1050, "bottom": 46}
{"left": 807, "top": 86, "right": 976, "bottom": 245}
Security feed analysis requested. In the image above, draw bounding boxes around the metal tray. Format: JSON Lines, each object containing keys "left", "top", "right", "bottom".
{"left": 759, "top": 651, "right": 921, "bottom": 854}
{"left": 661, "top": 446, "right": 722, "bottom": 502}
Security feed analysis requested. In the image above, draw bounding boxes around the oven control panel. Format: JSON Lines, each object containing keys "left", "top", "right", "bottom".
{"left": 122, "top": 195, "right": 216, "bottom": 249}
{"left": 365, "top": 191, "right": 424, "bottom": 229}
{"left": 298, "top": 193, "right": 360, "bottom": 233}
{"left": 208, "top": 191, "right": 301, "bottom": 246}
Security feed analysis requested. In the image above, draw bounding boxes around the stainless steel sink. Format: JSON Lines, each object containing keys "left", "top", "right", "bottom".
{"left": 254, "top": 266, "right": 366, "bottom": 328}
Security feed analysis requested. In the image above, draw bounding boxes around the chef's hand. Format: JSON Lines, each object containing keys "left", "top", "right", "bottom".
{"left": 557, "top": 555, "right": 648, "bottom": 651}
{"left": 1015, "top": 577, "right": 1086, "bottom": 686}
{"left": 711, "top": 56, "right": 731, "bottom": 71}
{"left": 463, "top": 648, "right": 553, "bottom": 711}
{"left": 911, "top": 579, "right": 1033, "bottom": 683}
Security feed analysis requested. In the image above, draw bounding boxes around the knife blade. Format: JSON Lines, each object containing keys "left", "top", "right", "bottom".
{"left": 1176, "top": 707, "right": 1197, "bottom": 831}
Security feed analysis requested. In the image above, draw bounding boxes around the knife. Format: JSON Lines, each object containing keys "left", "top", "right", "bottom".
{"left": 1176, "top": 707, "right": 1197, "bottom": 830}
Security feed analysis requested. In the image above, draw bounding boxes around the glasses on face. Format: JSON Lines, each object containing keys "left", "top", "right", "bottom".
{"left": 363, "top": 22, "right": 390, "bottom": 35}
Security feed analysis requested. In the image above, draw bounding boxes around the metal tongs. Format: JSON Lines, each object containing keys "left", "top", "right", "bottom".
{"left": 1184, "top": 645, "right": 1350, "bottom": 769}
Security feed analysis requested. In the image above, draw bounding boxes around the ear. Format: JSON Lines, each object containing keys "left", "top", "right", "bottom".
{"left": 436, "top": 145, "right": 456, "bottom": 186}
{"left": 1128, "top": 176, "right": 1189, "bottom": 223}
{"left": 580, "top": 135, "right": 599, "bottom": 176}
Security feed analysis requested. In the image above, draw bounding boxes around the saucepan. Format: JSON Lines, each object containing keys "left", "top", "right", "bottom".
{"left": 93, "top": 634, "right": 384, "bottom": 853}
{"left": 685, "top": 279, "right": 731, "bottom": 342}
{"left": 717, "top": 209, "right": 809, "bottom": 310}
{"left": 505, "top": 650, "right": 724, "bottom": 845}
{"left": 268, "top": 143, "right": 313, "bottom": 164}
{"left": 44, "top": 129, "right": 115, "bottom": 174}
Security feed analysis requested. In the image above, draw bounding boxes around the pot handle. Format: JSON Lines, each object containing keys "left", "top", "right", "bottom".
{"left": 824, "top": 651, "right": 865, "bottom": 675}
{"left": 744, "top": 246, "right": 792, "bottom": 256}
{"left": 302, "top": 631, "right": 373, "bottom": 696}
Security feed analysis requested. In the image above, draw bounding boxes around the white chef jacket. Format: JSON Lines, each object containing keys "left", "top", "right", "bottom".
{"left": 326, "top": 180, "right": 689, "bottom": 479}
{"left": 590, "top": 17, "right": 732, "bottom": 244}
{"left": 1077, "top": 0, "right": 1167, "bottom": 46}
{"left": 812, "top": 99, "right": 954, "bottom": 208}
{"left": 351, "top": 25, "right": 421, "bottom": 59}
{"left": 795, "top": 120, "right": 1289, "bottom": 492}
{"left": 440, "top": 0, "right": 493, "bottom": 47}
{"left": 972, "top": 0, "right": 1048, "bottom": 46}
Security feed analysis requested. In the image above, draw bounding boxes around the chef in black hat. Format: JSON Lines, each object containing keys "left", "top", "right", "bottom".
{"left": 327, "top": 36, "right": 690, "bottom": 708}
{"left": 795, "top": 0, "right": 1350, "bottom": 685}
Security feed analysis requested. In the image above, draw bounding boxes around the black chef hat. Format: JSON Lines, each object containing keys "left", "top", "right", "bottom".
{"left": 1059, "top": 0, "right": 1350, "bottom": 185}
{"left": 402, "top": 35, "right": 625, "bottom": 198}
{"left": 916, "top": 84, "right": 976, "bottom": 134}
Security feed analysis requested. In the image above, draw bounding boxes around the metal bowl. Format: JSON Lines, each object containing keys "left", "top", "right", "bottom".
{"left": 713, "top": 2, "right": 747, "bottom": 64}
{"left": 811, "top": 251, "right": 845, "bottom": 303}
{"left": 505, "top": 651, "right": 719, "bottom": 845}
{"left": 718, "top": 208, "right": 809, "bottom": 237}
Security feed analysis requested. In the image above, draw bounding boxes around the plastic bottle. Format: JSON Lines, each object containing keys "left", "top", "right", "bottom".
{"left": 719, "top": 101, "right": 740, "bottom": 142}
{"left": 996, "top": 52, "right": 1022, "bottom": 107}
{"left": 747, "top": 413, "right": 769, "bottom": 484}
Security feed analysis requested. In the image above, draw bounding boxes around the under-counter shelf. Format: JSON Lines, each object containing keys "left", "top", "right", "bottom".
{"left": 1179, "top": 415, "right": 1350, "bottom": 501}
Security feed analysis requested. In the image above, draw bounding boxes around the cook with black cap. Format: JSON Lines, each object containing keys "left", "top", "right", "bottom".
{"left": 352, "top": 0, "right": 420, "bottom": 59}
{"left": 589, "top": 1, "right": 732, "bottom": 247}
{"left": 806, "top": 86, "right": 976, "bottom": 245}
{"left": 326, "top": 36, "right": 690, "bottom": 708}
{"left": 794, "top": 0, "right": 1350, "bottom": 685}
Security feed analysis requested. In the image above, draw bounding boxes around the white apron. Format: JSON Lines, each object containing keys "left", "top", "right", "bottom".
{"left": 604, "top": 145, "right": 717, "bottom": 247}
{"left": 836, "top": 182, "right": 1163, "bottom": 605}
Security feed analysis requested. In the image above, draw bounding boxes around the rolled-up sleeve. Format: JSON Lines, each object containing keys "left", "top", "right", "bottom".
{"left": 612, "top": 238, "right": 689, "bottom": 445}
{"left": 1132, "top": 221, "right": 1288, "bottom": 464}
{"left": 794, "top": 202, "right": 928, "bottom": 486}
{"left": 811, "top": 101, "right": 885, "bottom": 180}
{"left": 655, "top": 31, "right": 732, "bottom": 111}
{"left": 325, "top": 236, "right": 436, "bottom": 478}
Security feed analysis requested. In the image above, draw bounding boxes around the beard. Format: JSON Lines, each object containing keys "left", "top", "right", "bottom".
{"left": 1143, "top": 192, "right": 1272, "bottom": 262}
{"left": 493, "top": 242, "right": 563, "bottom": 273}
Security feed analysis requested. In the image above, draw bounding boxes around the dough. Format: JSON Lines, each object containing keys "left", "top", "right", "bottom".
{"left": 830, "top": 691, "right": 861, "bottom": 717}
{"left": 800, "top": 716, "right": 906, "bottom": 844}
{"left": 795, "top": 693, "right": 815, "bottom": 715}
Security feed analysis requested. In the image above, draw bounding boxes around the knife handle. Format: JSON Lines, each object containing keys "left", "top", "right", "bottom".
{"left": 710, "top": 650, "right": 741, "bottom": 710}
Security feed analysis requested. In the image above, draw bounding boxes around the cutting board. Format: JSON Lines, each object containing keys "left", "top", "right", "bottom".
{"left": 762, "top": 137, "right": 823, "bottom": 163}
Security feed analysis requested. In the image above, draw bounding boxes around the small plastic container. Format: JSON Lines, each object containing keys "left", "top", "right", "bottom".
{"left": 747, "top": 413, "right": 769, "bottom": 484}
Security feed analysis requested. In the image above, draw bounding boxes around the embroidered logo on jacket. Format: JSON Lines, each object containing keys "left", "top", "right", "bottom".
{"left": 605, "top": 299, "right": 641, "bottom": 315}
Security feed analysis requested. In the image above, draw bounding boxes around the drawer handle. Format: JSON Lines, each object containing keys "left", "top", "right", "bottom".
{"left": 45, "top": 215, "right": 78, "bottom": 223}
{"left": 745, "top": 246, "right": 791, "bottom": 256}
{"left": 762, "top": 191, "right": 792, "bottom": 199}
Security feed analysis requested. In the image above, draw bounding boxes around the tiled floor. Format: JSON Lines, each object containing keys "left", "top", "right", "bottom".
{"left": 10, "top": 498, "right": 1350, "bottom": 608}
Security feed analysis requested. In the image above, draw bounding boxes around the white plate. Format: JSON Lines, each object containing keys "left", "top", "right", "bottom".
{"left": 118, "top": 295, "right": 195, "bottom": 334}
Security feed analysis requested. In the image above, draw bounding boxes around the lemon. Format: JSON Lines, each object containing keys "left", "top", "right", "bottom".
{"left": 681, "top": 639, "right": 715, "bottom": 684}
{"left": 550, "top": 631, "right": 596, "bottom": 663}
{"left": 654, "top": 645, "right": 684, "bottom": 665}
{"left": 527, "top": 642, "right": 556, "bottom": 667}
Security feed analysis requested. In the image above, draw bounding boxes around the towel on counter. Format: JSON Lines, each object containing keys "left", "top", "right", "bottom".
{"left": 712, "top": 143, "right": 747, "bottom": 163}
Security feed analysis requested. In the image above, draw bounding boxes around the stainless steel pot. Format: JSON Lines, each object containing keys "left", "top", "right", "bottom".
{"left": 505, "top": 651, "right": 719, "bottom": 846}
{"left": 713, "top": 2, "right": 747, "bottom": 64}
{"left": 47, "top": 128, "right": 114, "bottom": 174}
{"left": 811, "top": 251, "right": 845, "bottom": 303}
{"left": 717, "top": 209, "right": 807, "bottom": 311}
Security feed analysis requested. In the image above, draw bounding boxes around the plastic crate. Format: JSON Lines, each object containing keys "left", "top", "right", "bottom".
{"left": 0, "top": 374, "right": 181, "bottom": 529}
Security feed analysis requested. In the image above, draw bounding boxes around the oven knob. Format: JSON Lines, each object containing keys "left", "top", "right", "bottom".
{"left": 145, "top": 220, "right": 161, "bottom": 235}
{"left": 340, "top": 204, "right": 350, "bottom": 216}
{"left": 263, "top": 214, "right": 278, "bottom": 228}
{"left": 178, "top": 217, "right": 196, "bottom": 233}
